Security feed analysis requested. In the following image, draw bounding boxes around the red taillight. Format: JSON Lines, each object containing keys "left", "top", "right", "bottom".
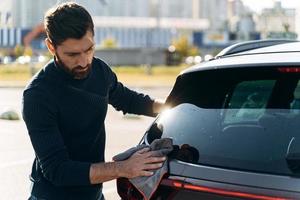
{"left": 161, "top": 179, "right": 291, "bottom": 200}
{"left": 116, "top": 178, "right": 143, "bottom": 200}
{"left": 278, "top": 67, "right": 300, "bottom": 73}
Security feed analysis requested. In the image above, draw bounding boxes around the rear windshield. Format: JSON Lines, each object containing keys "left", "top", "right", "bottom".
{"left": 147, "top": 67, "right": 300, "bottom": 176}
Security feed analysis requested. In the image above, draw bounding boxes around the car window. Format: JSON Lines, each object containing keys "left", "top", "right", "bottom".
{"left": 291, "top": 81, "right": 300, "bottom": 112}
{"left": 224, "top": 80, "right": 275, "bottom": 124}
{"left": 166, "top": 67, "right": 300, "bottom": 109}
{"left": 150, "top": 66, "right": 300, "bottom": 176}
{"left": 146, "top": 103, "right": 300, "bottom": 176}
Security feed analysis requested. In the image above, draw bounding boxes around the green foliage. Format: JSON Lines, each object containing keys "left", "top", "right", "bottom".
{"left": 101, "top": 37, "right": 118, "bottom": 49}
{"left": 188, "top": 46, "right": 200, "bottom": 56}
{"left": 0, "top": 64, "right": 186, "bottom": 87}
{"left": 172, "top": 35, "right": 201, "bottom": 60}
{"left": 23, "top": 47, "right": 33, "bottom": 56}
{"left": 14, "top": 45, "right": 24, "bottom": 57}
{"left": 0, "top": 109, "right": 20, "bottom": 120}
{"left": 112, "top": 65, "right": 186, "bottom": 75}
{"left": 172, "top": 35, "right": 189, "bottom": 58}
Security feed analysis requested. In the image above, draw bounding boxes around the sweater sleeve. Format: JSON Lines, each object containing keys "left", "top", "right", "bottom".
{"left": 105, "top": 64, "right": 156, "bottom": 117}
{"left": 22, "top": 89, "right": 91, "bottom": 186}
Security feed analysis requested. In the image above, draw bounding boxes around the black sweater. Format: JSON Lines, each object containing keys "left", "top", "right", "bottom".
{"left": 22, "top": 57, "right": 155, "bottom": 199}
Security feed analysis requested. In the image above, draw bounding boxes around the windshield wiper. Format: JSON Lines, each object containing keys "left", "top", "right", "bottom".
{"left": 286, "top": 137, "right": 300, "bottom": 173}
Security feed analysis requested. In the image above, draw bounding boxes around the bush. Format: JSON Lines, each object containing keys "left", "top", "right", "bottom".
{"left": 172, "top": 35, "right": 201, "bottom": 61}
{"left": 101, "top": 37, "right": 118, "bottom": 49}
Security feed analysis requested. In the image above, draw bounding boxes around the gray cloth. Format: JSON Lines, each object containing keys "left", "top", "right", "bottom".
{"left": 113, "top": 138, "right": 173, "bottom": 200}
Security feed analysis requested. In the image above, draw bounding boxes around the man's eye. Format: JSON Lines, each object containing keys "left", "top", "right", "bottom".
{"left": 68, "top": 54, "right": 77, "bottom": 57}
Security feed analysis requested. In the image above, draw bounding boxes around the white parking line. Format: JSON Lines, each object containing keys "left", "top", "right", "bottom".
{"left": 0, "top": 159, "right": 32, "bottom": 169}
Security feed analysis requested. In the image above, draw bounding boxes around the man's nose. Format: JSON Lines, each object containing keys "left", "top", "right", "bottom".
{"left": 77, "top": 54, "right": 88, "bottom": 68}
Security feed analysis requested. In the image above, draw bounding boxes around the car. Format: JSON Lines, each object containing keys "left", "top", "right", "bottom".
{"left": 117, "top": 39, "right": 300, "bottom": 200}
{"left": 2, "top": 56, "right": 13, "bottom": 64}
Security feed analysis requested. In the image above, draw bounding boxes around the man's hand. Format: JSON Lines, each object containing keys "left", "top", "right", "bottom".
{"left": 89, "top": 148, "right": 166, "bottom": 184}
{"left": 118, "top": 147, "right": 166, "bottom": 179}
{"left": 152, "top": 99, "right": 167, "bottom": 114}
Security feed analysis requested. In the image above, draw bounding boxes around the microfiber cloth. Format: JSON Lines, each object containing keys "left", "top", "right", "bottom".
{"left": 113, "top": 138, "right": 173, "bottom": 200}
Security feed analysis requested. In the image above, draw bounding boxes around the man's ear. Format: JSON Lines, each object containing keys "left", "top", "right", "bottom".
{"left": 45, "top": 38, "right": 55, "bottom": 56}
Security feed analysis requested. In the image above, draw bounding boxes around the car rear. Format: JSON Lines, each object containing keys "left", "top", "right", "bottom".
{"left": 118, "top": 45, "right": 300, "bottom": 199}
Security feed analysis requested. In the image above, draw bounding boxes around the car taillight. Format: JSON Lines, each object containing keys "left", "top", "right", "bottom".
{"left": 117, "top": 178, "right": 143, "bottom": 200}
{"left": 161, "top": 179, "right": 292, "bottom": 200}
{"left": 278, "top": 67, "right": 300, "bottom": 73}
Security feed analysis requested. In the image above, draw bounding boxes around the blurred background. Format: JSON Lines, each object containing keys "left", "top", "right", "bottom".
{"left": 0, "top": 0, "right": 299, "bottom": 69}
{"left": 0, "top": 0, "right": 300, "bottom": 199}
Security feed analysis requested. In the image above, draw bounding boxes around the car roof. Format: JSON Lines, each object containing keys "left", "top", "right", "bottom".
{"left": 182, "top": 41, "right": 300, "bottom": 75}
{"left": 236, "top": 41, "right": 300, "bottom": 54}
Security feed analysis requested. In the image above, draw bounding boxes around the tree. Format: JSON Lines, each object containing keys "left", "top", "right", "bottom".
{"left": 14, "top": 45, "right": 24, "bottom": 57}
{"left": 172, "top": 35, "right": 189, "bottom": 58}
{"left": 172, "top": 35, "right": 200, "bottom": 61}
{"left": 101, "top": 37, "right": 118, "bottom": 49}
{"left": 23, "top": 47, "right": 33, "bottom": 56}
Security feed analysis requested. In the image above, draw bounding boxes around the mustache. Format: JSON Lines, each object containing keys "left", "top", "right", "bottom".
{"left": 74, "top": 64, "right": 91, "bottom": 70}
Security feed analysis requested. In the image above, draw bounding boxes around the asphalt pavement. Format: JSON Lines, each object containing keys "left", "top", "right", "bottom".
{"left": 0, "top": 86, "right": 171, "bottom": 200}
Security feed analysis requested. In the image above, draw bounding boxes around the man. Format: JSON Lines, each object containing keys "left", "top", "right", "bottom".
{"left": 22, "top": 2, "right": 166, "bottom": 200}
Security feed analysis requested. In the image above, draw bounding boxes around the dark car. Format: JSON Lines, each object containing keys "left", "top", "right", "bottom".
{"left": 118, "top": 40, "right": 300, "bottom": 200}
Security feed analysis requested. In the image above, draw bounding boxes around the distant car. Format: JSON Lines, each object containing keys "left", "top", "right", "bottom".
{"left": 117, "top": 40, "right": 300, "bottom": 199}
{"left": 16, "top": 55, "right": 31, "bottom": 64}
{"left": 2, "top": 56, "right": 13, "bottom": 64}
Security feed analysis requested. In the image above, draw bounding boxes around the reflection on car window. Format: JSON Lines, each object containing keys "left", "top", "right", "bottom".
{"left": 224, "top": 80, "right": 275, "bottom": 124}
{"left": 291, "top": 80, "right": 300, "bottom": 113}
{"left": 150, "top": 103, "right": 300, "bottom": 176}
{"left": 158, "top": 67, "right": 300, "bottom": 176}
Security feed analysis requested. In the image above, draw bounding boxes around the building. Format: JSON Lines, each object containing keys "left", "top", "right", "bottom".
{"left": 11, "top": 0, "right": 60, "bottom": 28}
{"left": 1, "top": 0, "right": 210, "bottom": 49}
{"left": 227, "top": 0, "right": 257, "bottom": 41}
{"left": 0, "top": 0, "right": 12, "bottom": 27}
{"left": 228, "top": 0, "right": 245, "bottom": 18}
{"left": 199, "top": 0, "right": 228, "bottom": 31}
{"left": 90, "top": 0, "right": 208, "bottom": 48}
{"left": 158, "top": 0, "right": 193, "bottom": 18}
{"left": 256, "top": 1, "right": 296, "bottom": 39}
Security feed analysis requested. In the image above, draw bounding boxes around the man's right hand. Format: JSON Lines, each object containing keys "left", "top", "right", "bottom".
{"left": 117, "top": 147, "right": 166, "bottom": 179}
{"left": 89, "top": 148, "right": 166, "bottom": 184}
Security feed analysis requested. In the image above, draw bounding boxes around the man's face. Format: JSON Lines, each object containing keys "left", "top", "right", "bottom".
{"left": 50, "top": 31, "right": 95, "bottom": 79}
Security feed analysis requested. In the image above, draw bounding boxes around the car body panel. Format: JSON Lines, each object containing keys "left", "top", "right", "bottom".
{"left": 168, "top": 160, "right": 300, "bottom": 198}
{"left": 117, "top": 41, "right": 300, "bottom": 199}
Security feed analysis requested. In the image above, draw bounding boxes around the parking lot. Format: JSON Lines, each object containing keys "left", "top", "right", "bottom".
{"left": 0, "top": 86, "right": 170, "bottom": 199}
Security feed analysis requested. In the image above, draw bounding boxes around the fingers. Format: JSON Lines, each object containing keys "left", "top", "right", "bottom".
{"left": 144, "top": 163, "right": 163, "bottom": 170}
{"left": 136, "top": 147, "right": 150, "bottom": 154}
{"left": 134, "top": 149, "right": 167, "bottom": 164}
{"left": 144, "top": 156, "right": 166, "bottom": 164}
{"left": 122, "top": 157, "right": 166, "bottom": 178}
{"left": 135, "top": 163, "right": 164, "bottom": 177}
{"left": 140, "top": 170, "right": 154, "bottom": 177}
{"left": 135, "top": 164, "right": 163, "bottom": 177}
{"left": 123, "top": 148, "right": 168, "bottom": 178}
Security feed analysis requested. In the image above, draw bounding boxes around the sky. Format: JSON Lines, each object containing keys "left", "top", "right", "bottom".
{"left": 242, "top": 0, "right": 300, "bottom": 12}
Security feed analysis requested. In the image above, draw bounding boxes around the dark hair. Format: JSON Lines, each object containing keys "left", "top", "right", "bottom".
{"left": 44, "top": 2, "right": 94, "bottom": 47}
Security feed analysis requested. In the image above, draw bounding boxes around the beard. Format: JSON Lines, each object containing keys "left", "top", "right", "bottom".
{"left": 55, "top": 54, "right": 92, "bottom": 80}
